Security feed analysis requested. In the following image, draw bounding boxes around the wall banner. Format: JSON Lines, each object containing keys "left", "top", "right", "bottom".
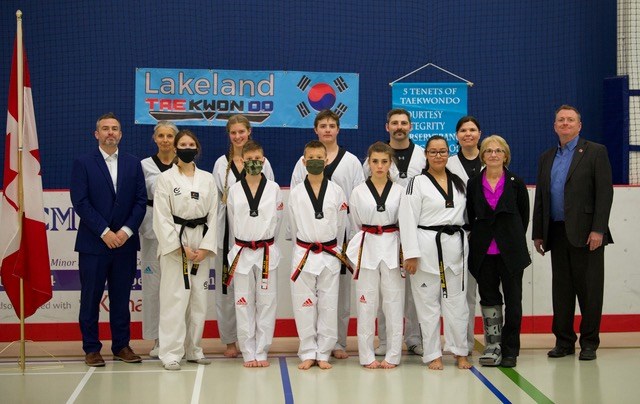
{"left": 135, "top": 68, "right": 359, "bottom": 128}
{"left": 391, "top": 82, "right": 467, "bottom": 153}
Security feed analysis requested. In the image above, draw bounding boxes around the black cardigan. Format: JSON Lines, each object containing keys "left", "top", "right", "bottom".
{"left": 466, "top": 168, "right": 531, "bottom": 279}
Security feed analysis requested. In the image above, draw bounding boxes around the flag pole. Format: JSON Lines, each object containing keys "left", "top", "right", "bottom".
{"left": 16, "top": 9, "right": 26, "bottom": 373}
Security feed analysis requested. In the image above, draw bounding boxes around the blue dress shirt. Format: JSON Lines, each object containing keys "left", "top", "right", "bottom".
{"left": 550, "top": 136, "right": 579, "bottom": 221}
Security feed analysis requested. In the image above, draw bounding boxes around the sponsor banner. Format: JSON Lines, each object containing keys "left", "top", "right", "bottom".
{"left": 135, "top": 68, "right": 359, "bottom": 128}
{"left": 391, "top": 82, "right": 467, "bottom": 152}
{"left": 0, "top": 268, "right": 216, "bottom": 292}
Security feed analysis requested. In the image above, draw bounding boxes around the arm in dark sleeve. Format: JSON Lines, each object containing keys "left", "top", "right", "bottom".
{"left": 592, "top": 144, "right": 613, "bottom": 234}
{"left": 70, "top": 158, "right": 109, "bottom": 236}
{"left": 516, "top": 177, "right": 530, "bottom": 232}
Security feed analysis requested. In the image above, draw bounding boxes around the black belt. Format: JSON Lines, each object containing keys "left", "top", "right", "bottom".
{"left": 417, "top": 224, "right": 465, "bottom": 298}
{"left": 226, "top": 237, "right": 275, "bottom": 290}
{"left": 173, "top": 215, "right": 208, "bottom": 289}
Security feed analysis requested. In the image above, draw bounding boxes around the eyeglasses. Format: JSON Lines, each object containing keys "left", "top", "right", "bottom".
{"left": 426, "top": 149, "right": 449, "bottom": 157}
{"left": 483, "top": 148, "right": 505, "bottom": 155}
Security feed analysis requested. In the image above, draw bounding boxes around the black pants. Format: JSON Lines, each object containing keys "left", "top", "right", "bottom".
{"left": 477, "top": 254, "right": 523, "bottom": 357}
{"left": 549, "top": 221, "right": 604, "bottom": 350}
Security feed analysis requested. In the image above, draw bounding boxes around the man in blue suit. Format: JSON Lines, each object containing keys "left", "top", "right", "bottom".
{"left": 70, "top": 112, "right": 147, "bottom": 367}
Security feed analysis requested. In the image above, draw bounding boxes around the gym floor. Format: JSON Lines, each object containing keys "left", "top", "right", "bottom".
{"left": 1, "top": 333, "right": 638, "bottom": 404}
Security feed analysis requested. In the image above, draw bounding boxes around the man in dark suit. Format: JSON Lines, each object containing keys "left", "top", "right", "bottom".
{"left": 532, "top": 104, "right": 613, "bottom": 361}
{"left": 70, "top": 112, "right": 147, "bottom": 366}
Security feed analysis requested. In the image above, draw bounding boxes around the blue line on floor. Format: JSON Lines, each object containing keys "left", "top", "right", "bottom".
{"left": 278, "top": 356, "right": 294, "bottom": 404}
{"left": 469, "top": 366, "right": 512, "bottom": 404}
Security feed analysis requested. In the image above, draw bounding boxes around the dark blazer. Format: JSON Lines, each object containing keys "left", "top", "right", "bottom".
{"left": 532, "top": 137, "right": 613, "bottom": 250}
{"left": 70, "top": 148, "right": 147, "bottom": 255}
{"left": 466, "top": 168, "right": 531, "bottom": 278}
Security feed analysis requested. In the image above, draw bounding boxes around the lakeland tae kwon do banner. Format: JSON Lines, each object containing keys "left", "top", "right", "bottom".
{"left": 391, "top": 82, "right": 467, "bottom": 153}
{"left": 135, "top": 68, "right": 359, "bottom": 128}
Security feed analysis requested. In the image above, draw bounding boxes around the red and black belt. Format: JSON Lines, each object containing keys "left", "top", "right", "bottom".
{"left": 291, "top": 238, "right": 352, "bottom": 282}
{"left": 225, "top": 237, "right": 275, "bottom": 290}
{"left": 354, "top": 224, "right": 400, "bottom": 280}
{"left": 173, "top": 214, "right": 208, "bottom": 289}
{"left": 417, "top": 224, "right": 465, "bottom": 298}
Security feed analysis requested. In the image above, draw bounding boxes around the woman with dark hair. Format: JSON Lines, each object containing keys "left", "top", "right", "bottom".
{"left": 466, "top": 135, "right": 530, "bottom": 368}
{"left": 399, "top": 135, "right": 471, "bottom": 370}
{"left": 447, "top": 115, "right": 482, "bottom": 354}
{"left": 154, "top": 129, "right": 218, "bottom": 370}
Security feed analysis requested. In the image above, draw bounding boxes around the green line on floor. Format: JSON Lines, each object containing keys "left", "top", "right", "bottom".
{"left": 500, "top": 367, "right": 554, "bottom": 404}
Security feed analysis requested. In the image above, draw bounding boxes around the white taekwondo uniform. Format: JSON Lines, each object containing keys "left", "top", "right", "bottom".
{"left": 226, "top": 174, "right": 283, "bottom": 362}
{"left": 398, "top": 171, "right": 469, "bottom": 363}
{"left": 153, "top": 164, "right": 218, "bottom": 365}
{"left": 212, "top": 155, "right": 274, "bottom": 345}
{"left": 447, "top": 153, "right": 482, "bottom": 351}
{"left": 140, "top": 155, "right": 173, "bottom": 341}
{"left": 288, "top": 177, "right": 348, "bottom": 362}
{"left": 290, "top": 148, "right": 364, "bottom": 352}
{"left": 346, "top": 179, "right": 405, "bottom": 365}
{"left": 363, "top": 141, "right": 426, "bottom": 351}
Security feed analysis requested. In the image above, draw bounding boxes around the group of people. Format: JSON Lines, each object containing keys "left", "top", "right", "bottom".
{"left": 70, "top": 104, "right": 613, "bottom": 372}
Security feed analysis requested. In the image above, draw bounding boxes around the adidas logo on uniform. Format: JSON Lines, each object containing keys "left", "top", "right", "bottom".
{"left": 421, "top": 283, "right": 427, "bottom": 288}
{"left": 339, "top": 202, "right": 348, "bottom": 211}
{"left": 359, "top": 295, "right": 367, "bottom": 304}
{"left": 236, "top": 297, "right": 247, "bottom": 306}
{"left": 302, "top": 298, "right": 313, "bottom": 307}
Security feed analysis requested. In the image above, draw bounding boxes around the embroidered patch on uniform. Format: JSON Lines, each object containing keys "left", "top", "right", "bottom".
{"left": 173, "top": 187, "right": 181, "bottom": 196}
{"left": 339, "top": 202, "right": 349, "bottom": 211}
{"left": 236, "top": 297, "right": 247, "bottom": 306}
{"left": 191, "top": 191, "right": 199, "bottom": 200}
{"left": 144, "top": 266, "right": 153, "bottom": 274}
{"left": 302, "top": 298, "right": 314, "bottom": 307}
{"left": 359, "top": 295, "right": 367, "bottom": 303}
{"left": 277, "top": 202, "right": 284, "bottom": 211}
{"left": 421, "top": 283, "right": 427, "bottom": 287}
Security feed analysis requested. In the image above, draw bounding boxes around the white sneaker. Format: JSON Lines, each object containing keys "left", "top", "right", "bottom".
{"left": 149, "top": 340, "right": 159, "bottom": 358}
{"left": 187, "top": 358, "right": 212, "bottom": 365}
{"left": 408, "top": 344, "right": 424, "bottom": 356}
{"left": 164, "top": 361, "right": 181, "bottom": 371}
{"left": 374, "top": 345, "right": 387, "bottom": 356}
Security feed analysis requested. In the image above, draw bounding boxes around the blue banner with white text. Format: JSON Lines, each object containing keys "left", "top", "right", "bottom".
{"left": 391, "top": 82, "right": 467, "bottom": 153}
{"left": 135, "top": 68, "right": 359, "bottom": 128}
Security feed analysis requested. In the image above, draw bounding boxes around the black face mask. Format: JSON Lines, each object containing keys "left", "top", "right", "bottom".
{"left": 176, "top": 148, "right": 198, "bottom": 163}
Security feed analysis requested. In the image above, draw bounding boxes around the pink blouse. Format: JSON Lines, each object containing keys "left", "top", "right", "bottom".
{"left": 481, "top": 171, "right": 505, "bottom": 255}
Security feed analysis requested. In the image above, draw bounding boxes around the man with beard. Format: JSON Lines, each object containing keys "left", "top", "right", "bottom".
{"left": 363, "top": 108, "right": 425, "bottom": 357}
{"left": 70, "top": 112, "right": 147, "bottom": 366}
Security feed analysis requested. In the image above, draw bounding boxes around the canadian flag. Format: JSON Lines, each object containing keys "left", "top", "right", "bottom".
{"left": 0, "top": 38, "right": 52, "bottom": 318}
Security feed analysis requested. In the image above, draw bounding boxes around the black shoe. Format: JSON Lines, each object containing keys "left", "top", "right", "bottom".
{"left": 547, "top": 346, "right": 575, "bottom": 358}
{"left": 500, "top": 357, "right": 517, "bottom": 368}
{"left": 579, "top": 348, "right": 597, "bottom": 361}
